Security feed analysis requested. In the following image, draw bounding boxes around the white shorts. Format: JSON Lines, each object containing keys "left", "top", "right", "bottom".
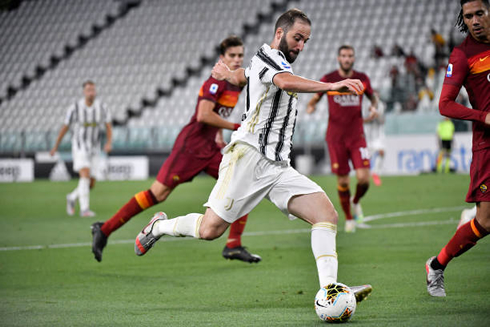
{"left": 205, "top": 143, "right": 325, "bottom": 223}
{"left": 369, "top": 137, "right": 385, "bottom": 152}
{"left": 72, "top": 149, "right": 100, "bottom": 177}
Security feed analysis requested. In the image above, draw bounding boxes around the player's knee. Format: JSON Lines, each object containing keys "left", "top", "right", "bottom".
{"left": 199, "top": 227, "right": 221, "bottom": 240}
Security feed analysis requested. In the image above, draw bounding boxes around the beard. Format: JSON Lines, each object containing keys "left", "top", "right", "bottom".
{"left": 279, "top": 35, "right": 299, "bottom": 63}
{"left": 340, "top": 61, "right": 354, "bottom": 73}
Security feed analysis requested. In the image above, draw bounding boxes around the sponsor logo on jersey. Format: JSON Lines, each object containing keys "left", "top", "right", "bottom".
{"left": 333, "top": 94, "right": 360, "bottom": 106}
{"left": 172, "top": 175, "right": 180, "bottom": 182}
{"left": 281, "top": 61, "right": 291, "bottom": 69}
{"left": 209, "top": 83, "right": 219, "bottom": 94}
{"left": 480, "top": 184, "right": 487, "bottom": 194}
{"left": 446, "top": 63, "right": 453, "bottom": 77}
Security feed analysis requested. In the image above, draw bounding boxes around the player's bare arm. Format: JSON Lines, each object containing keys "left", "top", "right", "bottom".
{"left": 363, "top": 93, "right": 379, "bottom": 123}
{"left": 50, "top": 124, "right": 69, "bottom": 156}
{"left": 104, "top": 123, "right": 112, "bottom": 153}
{"left": 196, "top": 99, "right": 239, "bottom": 130}
{"left": 306, "top": 93, "right": 321, "bottom": 114}
{"left": 211, "top": 60, "right": 247, "bottom": 87}
{"left": 439, "top": 83, "right": 490, "bottom": 125}
{"left": 273, "top": 72, "right": 364, "bottom": 95}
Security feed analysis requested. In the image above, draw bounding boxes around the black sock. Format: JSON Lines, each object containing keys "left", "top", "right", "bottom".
{"left": 430, "top": 257, "right": 445, "bottom": 271}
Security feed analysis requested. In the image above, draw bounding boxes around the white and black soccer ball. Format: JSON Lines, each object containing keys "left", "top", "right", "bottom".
{"left": 314, "top": 283, "right": 356, "bottom": 323}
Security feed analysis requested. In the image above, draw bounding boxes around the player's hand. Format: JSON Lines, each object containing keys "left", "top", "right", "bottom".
{"left": 211, "top": 60, "right": 231, "bottom": 81}
{"left": 49, "top": 147, "right": 57, "bottom": 156}
{"left": 331, "top": 79, "right": 364, "bottom": 95}
{"left": 104, "top": 143, "right": 112, "bottom": 153}
{"left": 306, "top": 103, "right": 316, "bottom": 114}
{"left": 215, "top": 131, "right": 227, "bottom": 149}
{"left": 364, "top": 105, "right": 379, "bottom": 122}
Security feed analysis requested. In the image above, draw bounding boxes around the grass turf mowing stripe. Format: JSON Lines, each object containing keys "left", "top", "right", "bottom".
{"left": 0, "top": 206, "right": 464, "bottom": 252}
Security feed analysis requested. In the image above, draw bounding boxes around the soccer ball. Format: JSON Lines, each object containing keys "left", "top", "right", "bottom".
{"left": 314, "top": 283, "right": 356, "bottom": 323}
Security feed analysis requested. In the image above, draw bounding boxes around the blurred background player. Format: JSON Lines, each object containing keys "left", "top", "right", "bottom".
{"left": 307, "top": 45, "right": 378, "bottom": 232}
{"left": 364, "top": 89, "right": 386, "bottom": 186}
{"left": 426, "top": 0, "right": 490, "bottom": 297}
{"left": 50, "top": 81, "right": 112, "bottom": 217}
{"left": 91, "top": 36, "right": 261, "bottom": 264}
{"left": 435, "top": 117, "right": 455, "bottom": 173}
{"left": 133, "top": 9, "right": 372, "bottom": 301}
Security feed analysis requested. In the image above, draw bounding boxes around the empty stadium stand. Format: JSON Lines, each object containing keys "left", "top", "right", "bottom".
{"left": 0, "top": 0, "right": 461, "bottom": 154}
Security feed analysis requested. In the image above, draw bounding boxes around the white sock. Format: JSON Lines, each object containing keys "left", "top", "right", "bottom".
{"left": 78, "top": 177, "right": 90, "bottom": 212}
{"left": 311, "top": 222, "right": 338, "bottom": 287}
{"left": 374, "top": 154, "right": 384, "bottom": 174}
{"left": 154, "top": 213, "right": 203, "bottom": 238}
{"left": 67, "top": 187, "right": 78, "bottom": 201}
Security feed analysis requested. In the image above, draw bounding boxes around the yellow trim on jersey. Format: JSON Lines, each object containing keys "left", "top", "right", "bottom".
{"left": 216, "top": 146, "right": 246, "bottom": 200}
{"left": 470, "top": 219, "right": 482, "bottom": 238}
{"left": 247, "top": 86, "right": 270, "bottom": 133}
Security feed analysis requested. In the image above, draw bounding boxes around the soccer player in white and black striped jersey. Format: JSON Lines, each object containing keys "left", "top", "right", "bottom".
{"left": 50, "top": 81, "right": 112, "bottom": 217}
{"left": 133, "top": 9, "right": 372, "bottom": 303}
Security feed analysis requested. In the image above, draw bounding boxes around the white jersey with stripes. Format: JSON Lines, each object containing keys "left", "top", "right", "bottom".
{"left": 64, "top": 98, "right": 111, "bottom": 154}
{"left": 228, "top": 43, "right": 298, "bottom": 165}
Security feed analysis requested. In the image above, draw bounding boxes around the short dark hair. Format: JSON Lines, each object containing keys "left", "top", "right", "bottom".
{"left": 219, "top": 35, "right": 243, "bottom": 55}
{"left": 83, "top": 80, "right": 95, "bottom": 88}
{"left": 338, "top": 45, "right": 355, "bottom": 55}
{"left": 274, "top": 8, "right": 311, "bottom": 35}
{"left": 456, "top": 0, "right": 489, "bottom": 33}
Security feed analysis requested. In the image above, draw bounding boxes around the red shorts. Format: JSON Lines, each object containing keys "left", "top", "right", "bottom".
{"left": 156, "top": 147, "right": 222, "bottom": 189}
{"left": 327, "top": 137, "right": 370, "bottom": 176}
{"left": 466, "top": 148, "right": 490, "bottom": 203}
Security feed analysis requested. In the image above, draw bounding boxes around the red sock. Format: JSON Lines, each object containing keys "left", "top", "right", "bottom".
{"left": 437, "top": 218, "right": 489, "bottom": 266}
{"left": 226, "top": 215, "right": 248, "bottom": 248}
{"left": 101, "top": 190, "right": 158, "bottom": 236}
{"left": 353, "top": 183, "right": 369, "bottom": 204}
{"left": 337, "top": 185, "right": 352, "bottom": 220}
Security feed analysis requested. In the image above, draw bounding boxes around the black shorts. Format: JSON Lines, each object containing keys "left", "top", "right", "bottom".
{"left": 441, "top": 140, "right": 452, "bottom": 151}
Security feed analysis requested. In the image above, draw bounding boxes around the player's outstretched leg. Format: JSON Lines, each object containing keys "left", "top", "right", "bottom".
{"left": 426, "top": 212, "right": 489, "bottom": 297}
{"left": 222, "top": 214, "right": 261, "bottom": 263}
{"left": 134, "top": 208, "right": 229, "bottom": 256}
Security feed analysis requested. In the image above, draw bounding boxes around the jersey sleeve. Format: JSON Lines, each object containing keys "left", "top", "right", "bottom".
{"left": 439, "top": 48, "right": 487, "bottom": 123}
{"left": 443, "top": 47, "right": 468, "bottom": 88}
{"left": 199, "top": 77, "right": 224, "bottom": 103}
{"left": 256, "top": 49, "right": 293, "bottom": 85}
{"left": 363, "top": 74, "right": 374, "bottom": 98}
{"left": 63, "top": 103, "right": 76, "bottom": 125}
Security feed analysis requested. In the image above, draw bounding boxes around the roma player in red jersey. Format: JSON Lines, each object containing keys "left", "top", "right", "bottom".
{"left": 307, "top": 45, "right": 378, "bottom": 233}
{"left": 426, "top": 0, "right": 490, "bottom": 297}
{"left": 91, "top": 36, "right": 261, "bottom": 263}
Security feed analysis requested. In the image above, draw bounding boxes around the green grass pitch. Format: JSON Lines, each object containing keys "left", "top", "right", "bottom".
{"left": 0, "top": 174, "right": 489, "bottom": 326}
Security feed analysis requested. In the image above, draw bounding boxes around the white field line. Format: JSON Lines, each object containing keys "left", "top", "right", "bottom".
{"left": 0, "top": 206, "right": 465, "bottom": 252}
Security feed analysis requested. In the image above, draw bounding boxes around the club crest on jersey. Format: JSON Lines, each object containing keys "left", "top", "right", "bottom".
{"left": 446, "top": 64, "right": 453, "bottom": 77}
{"left": 480, "top": 184, "right": 487, "bottom": 194}
{"left": 209, "top": 83, "right": 219, "bottom": 94}
{"left": 281, "top": 61, "right": 291, "bottom": 69}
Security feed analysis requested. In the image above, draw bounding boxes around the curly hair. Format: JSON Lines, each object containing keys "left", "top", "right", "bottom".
{"left": 456, "top": 0, "right": 489, "bottom": 33}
